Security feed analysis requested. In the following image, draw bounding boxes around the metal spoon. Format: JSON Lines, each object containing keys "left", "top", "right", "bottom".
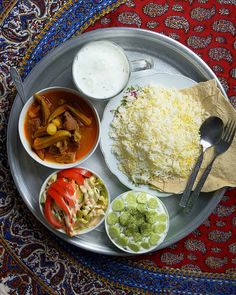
{"left": 10, "top": 67, "right": 27, "bottom": 105}
{"left": 179, "top": 116, "right": 224, "bottom": 208}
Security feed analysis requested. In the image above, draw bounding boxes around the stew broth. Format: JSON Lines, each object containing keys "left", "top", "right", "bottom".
{"left": 24, "top": 89, "right": 98, "bottom": 164}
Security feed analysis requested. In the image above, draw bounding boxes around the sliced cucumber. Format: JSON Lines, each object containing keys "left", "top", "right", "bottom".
{"left": 126, "top": 222, "right": 137, "bottom": 232}
{"left": 148, "top": 197, "right": 158, "bottom": 209}
{"left": 149, "top": 233, "right": 161, "bottom": 246}
{"left": 124, "top": 228, "right": 133, "bottom": 237}
{"left": 107, "top": 212, "right": 118, "bottom": 225}
{"left": 140, "top": 223, "right": 152, "bottom": 236}
{"left": 119, "top": 212, "right": 130, "bottom": 226}
{"left": 133, "top": 232, "right": 142, "bottom": 242}
{"left": 128, "top": 242, "right": 140, "bottom": 252}
{"left": 117, "top": 235, "right": 128, "bottom": 247}
{"left": 125, "top": 192, "right": 137, "bottom": 204}
{"left": 145, "top": 211, "right": 159, "bottom": 224}
{"left": 141, "top": 241, "right": 151, "bottom": 249}
{"left": 109, "top": 226, "right": 120, "bottom": 239}
{"left": 137, "top": 204, "right": 146, "bottom": 213}
{"left": 112, "top": 198, "right": 125, "bottom": 212}
{"left": 158, "top": 213, "right": 168, "bottom": 222}
{"left": 152, "top": 223, "right": 166, "bottom": 234}
{"left": 137, "top": 192, "right": 147, "bottom": 204}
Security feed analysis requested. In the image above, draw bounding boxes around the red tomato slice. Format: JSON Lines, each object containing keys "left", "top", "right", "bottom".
{"left": 44, "top": 196, "right": 63, "bottom": 229}
{"left": 55, "top": 178, "right": 75, "bottom": 195}
{"left": 73, "top": 168, "right": 92, "bottom": 177}
{"left": 50, "top": 180, "right": 76, "bottom": 207}
{"left": 57, "top": 169, "right": 85, "bottom": 185}
{"left": 47, "top": 187, "right": 71, "bottom": 216}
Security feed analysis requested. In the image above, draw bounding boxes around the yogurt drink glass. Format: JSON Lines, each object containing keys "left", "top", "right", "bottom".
{"left": 72, "top": 40, "right": 153, "bottom": 101}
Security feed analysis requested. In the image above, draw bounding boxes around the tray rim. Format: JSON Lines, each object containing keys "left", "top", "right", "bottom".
{"left": 7, "top": 27, "right": 226, "bottom": 256}
{"left": 21, "top": 28, "right": 227, "bottom": 97}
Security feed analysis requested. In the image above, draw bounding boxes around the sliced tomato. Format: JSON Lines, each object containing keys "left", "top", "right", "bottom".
{"left": 51, "top": 179, "right": 75, "bottom": 197}
{"left": 57, "top": 169, "right": 85, "bottom": 185}
{"left": 55, "top": 178, "right": 75, "bottom": 195}
{"left": 44, "top": 196, "right": 63, "bottom": 229}
{"left": 50, "top": 180, "right": 76, "bottom": 207}
{"left": 60, "top": 168, "right": 92, "bottom": 178}
{"left": 47, "top": 187, "right": 71, "bottom": 216}
{"left": 73, "top": 168, "right": 92, "bottom": 178}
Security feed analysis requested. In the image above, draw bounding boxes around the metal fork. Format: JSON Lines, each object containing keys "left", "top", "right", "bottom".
{"left": 184, "top": 119, "right": 236, "bottom": 214}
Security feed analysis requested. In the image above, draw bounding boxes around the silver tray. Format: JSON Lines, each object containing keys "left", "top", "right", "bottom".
{"left": 7, "top": 28, "right": 226, "bottom": 255}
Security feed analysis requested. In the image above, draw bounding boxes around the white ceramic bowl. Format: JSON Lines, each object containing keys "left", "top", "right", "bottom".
{"left": 105, "top": 190, "right": 169, "bottom": 254}
{"left": 18, "top": 86, "right": 100, "bottom": 169}
{"left": 39, "top": 167, "right": 110, "bottom": 235}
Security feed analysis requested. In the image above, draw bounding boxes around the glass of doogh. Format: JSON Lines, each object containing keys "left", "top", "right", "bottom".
{"left": 72, "top": 40, "right": 154, "bottom": 101}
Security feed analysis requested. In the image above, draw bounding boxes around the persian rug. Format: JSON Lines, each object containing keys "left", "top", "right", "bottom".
{"left": 0, "top": 0, "right": 235, "bottom": 294}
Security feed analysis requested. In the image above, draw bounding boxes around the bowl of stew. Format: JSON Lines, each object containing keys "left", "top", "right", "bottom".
{"left": 18, "top": 87, "right": 100, "bottom": 169}
{"left": 39, "top": 167, "right": 110, "bottom": 236}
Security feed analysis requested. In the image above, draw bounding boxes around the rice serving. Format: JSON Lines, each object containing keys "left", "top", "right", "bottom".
{"left": 110, "top": 84, "right": 206, "bottom": 184}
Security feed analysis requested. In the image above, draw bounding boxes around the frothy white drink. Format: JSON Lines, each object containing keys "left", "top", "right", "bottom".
{"left": 72, "top": 41, "right": 130, "bottom": 99}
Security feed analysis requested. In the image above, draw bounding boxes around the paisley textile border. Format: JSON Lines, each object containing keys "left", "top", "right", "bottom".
{"left": 21, "top": 0, "right": 126, "bottom": 77}
{"left": 56, "top": 237, "right": 236, "bottom": 294}
{"left": 1, "top": 0, "right": 236, "bottom": 294}
{"left": 0, "top": 235, "right": 54, "bottom": 295}
{"left": 0, "top": 1, "right": 17, "bottom": 21}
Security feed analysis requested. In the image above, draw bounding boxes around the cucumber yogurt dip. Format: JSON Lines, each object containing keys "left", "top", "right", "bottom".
{"left": 105, "top": 191, "right": 169, "bottom": 254}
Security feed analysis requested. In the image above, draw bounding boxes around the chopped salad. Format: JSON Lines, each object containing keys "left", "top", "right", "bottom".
{"left": 40, "top": 168, "right": 109, "bottom": 236}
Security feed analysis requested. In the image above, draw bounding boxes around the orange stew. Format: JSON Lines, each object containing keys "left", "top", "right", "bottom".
{"left": 24, "top": 90, "right": 98, "bottom": 164}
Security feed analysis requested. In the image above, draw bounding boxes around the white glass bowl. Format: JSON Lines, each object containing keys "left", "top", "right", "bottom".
{"left": 39, "top": 167, "right": 110, "bottom": 236}
{"left": 105, "top": 190, "right": 169, "bottom": 254}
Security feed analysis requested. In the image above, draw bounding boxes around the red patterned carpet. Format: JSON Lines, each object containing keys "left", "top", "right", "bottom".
{"left": 0, "top": 1, "right": 235, "bottom": 294}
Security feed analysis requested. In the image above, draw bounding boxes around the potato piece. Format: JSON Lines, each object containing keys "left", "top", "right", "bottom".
{"left": 47, "top": 123, "right": 57, "bottom": 135}
{"left": 52, "top": 118, "right": 62, "bottom": 128}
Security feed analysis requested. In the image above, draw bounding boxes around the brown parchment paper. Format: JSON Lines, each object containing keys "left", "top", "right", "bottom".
{"left": 149, "top": 79, "right": 236, "bottom": 193}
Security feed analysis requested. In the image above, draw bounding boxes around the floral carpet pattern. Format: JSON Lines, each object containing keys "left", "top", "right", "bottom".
{"left": 0, "top": 0, "right": 236, "bottom": 294}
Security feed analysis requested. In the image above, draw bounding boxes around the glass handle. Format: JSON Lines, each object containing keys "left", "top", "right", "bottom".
{"left": 130, "top": 57, "right": 154, "bottom": 72}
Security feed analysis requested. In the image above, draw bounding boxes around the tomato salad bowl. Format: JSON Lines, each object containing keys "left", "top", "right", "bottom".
{"left": 39, "top": 167, "right": 110, "bottom": 236}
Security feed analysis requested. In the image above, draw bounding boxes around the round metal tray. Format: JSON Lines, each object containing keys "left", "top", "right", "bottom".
{"left": 7, "top": 28, "right": 225, "bottom": 255}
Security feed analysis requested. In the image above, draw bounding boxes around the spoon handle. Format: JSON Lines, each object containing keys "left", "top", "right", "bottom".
{"left": 179, "top": 150, "right": 204, "bottom": 208}
{"left": 184, "top": 156, "right": 216, "bottom": 214}
{"left": 10, "top": 67, "right": 27, "bottom": 105}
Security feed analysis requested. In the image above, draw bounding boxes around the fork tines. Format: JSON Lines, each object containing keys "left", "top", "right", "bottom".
{"left": 224, "top": 120, "right": 236, "bottom": 144}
